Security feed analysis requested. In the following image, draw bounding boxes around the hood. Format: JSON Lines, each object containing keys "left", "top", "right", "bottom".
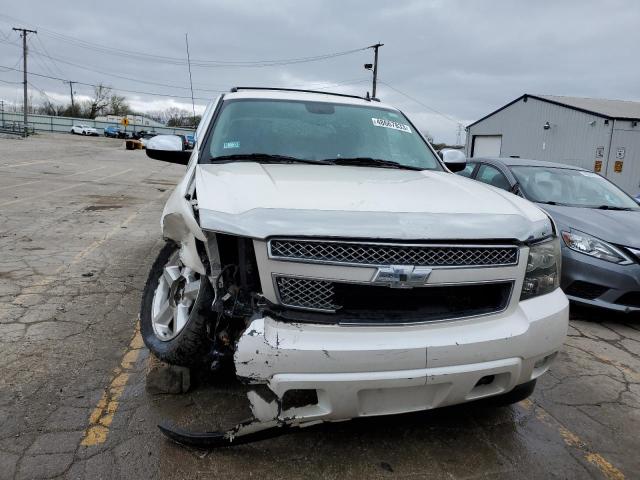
{"left": 541, "top": 204, "right": 640, "bottom": 249}
{"left": 195, "top": 162, "right": 552, "bottom": 241}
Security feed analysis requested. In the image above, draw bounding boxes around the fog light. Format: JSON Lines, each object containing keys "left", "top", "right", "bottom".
{"left": 475, "top": 375, "right": 495, "bottom": 387}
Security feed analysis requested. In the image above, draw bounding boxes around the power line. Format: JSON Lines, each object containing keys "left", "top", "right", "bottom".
{"left": 33, "top": 34, "right": 66, "bottom": 77}
{"left": 28, "top": 37, "right": 58, "bottom": 78}
{"left": 0, "top": 37, "right": 227, "bottom": 93}
{"left": 0, "top": 13, "right": 369, "bottom": 68}
{"left": 379, "top": 80, "right": 460, "bottom": 125}
{"left": 0, "top": 64, "right": 211, "bottom": 101}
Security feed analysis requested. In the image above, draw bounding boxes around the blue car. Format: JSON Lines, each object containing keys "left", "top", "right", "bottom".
{"left": 185, "top": 133, "right": 196, "bottom": 149}
{"left": 104, "top": 125, "right": 122, "bottom": 138}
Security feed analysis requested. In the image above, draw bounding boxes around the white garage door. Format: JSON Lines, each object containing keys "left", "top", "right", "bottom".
{"left": 472, "top": 135, "right": 502, "bottom": 157}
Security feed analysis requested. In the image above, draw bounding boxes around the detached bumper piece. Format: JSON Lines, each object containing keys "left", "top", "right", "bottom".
{"left": 158, "top": 388, "right": 300, "bottom": 448}
{"left": 158, "top": 419, "right": 291, "bottom": 448}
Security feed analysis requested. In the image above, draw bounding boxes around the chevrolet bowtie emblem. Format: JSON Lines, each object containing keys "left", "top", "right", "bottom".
{"left": 372, "top": 265, "right": 432, "bottom": 288}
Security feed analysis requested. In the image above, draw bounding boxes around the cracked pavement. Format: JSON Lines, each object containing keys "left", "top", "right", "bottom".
{"left": 1, "top": 133, "right": 639, "bottom": 479}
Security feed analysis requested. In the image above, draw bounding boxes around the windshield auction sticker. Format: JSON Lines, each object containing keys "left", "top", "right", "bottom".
{"left": 371, "top": 118, "right": 411, "bottom": 133}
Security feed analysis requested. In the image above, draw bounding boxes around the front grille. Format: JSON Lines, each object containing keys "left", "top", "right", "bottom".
{"left": 269, "top": 239, "right": 518, "bottom": 267}
{"left": 274, "top": 275, "right": 512, "bottom": 322}
{"left": 275, "top": 276, "right": 339, "bottom": 311}
{"left": 565, "top": 281, "right": 608, "bottom": 300}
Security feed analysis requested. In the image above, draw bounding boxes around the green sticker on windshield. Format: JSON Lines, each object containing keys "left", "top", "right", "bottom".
{"left": 223, "top": 141, "right": 240, "bottom": 149}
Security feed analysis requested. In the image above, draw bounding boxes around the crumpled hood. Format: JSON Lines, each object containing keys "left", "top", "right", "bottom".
{"left": 195, "top": 163, "right": 552, "bottom": 241}
{"left": 542, "top": 204, "right": 640, "bottom": 249}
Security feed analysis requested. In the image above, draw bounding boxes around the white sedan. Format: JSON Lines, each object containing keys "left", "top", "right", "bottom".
{"left": 70, "top": 124, "right": 98, "bottom": 136}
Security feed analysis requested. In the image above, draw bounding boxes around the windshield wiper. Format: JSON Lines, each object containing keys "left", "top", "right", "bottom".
{"left": 322, "top": 157, "right": 424, "bottom": 171}
{"left": 594, "top": 205, "right": 636, "bottom": 211}
{"left": 209, "top": 153, "right": 327, "bottom": 165}
{"left": 536, "top": 200, "right": 568, "bottom": 206}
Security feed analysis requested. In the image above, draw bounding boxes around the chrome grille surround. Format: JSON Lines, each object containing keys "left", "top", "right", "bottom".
{"left": 275, "top": 276, "right": 339, "bottom": 312}
{"left": 269, "top": 239, "right": 519, "bottom": 268}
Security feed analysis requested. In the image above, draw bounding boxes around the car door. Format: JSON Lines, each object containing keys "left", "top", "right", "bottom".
{"left": 475, "top": 163, "right": 512, "bottom": 191}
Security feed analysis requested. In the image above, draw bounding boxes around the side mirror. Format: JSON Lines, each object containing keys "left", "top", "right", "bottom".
{"left": 440, "top": 149, "right": 467, "bottom": 172}
{"left": 146, "top": 135, "right": 192, "bottom": 165}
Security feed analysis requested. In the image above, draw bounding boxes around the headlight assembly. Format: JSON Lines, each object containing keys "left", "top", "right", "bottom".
{"left": 561, "top": 230, "right": 633, "bottom": 265}
{"left": 521, "top": 237, "right": 561, "bottom": 300}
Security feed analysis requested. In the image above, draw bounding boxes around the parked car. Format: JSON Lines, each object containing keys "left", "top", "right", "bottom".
{"left": 140, "top": 88, "right": 568, "bottom": 447}
{"left": 138, "top": 132, "right": 158, "bottom": 148}
{"left": 185, "top": 133, "right": 196, "bottom": 149}
{"left": 104, "top": 125, "right": 122, "bottom": 138}
{"left": 460, "top": 157, "right": 640, "bottom": 313}
{"left": 70, "top": 124, "right": 98, "bottom": 136}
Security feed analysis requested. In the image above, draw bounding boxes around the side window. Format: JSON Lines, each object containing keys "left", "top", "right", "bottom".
{"left": 476, "top": 164, "right": 511, "bottom": 190}
{"left": 457, "top": 162, "right": 476, "bottom": 178}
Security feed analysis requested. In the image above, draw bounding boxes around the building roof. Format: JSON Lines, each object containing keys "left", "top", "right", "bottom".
{"left": 468, "top": 94, "right": 640, "bottom": 128}
{"left": 536, "top": 95, "right": 640, "bottom": 119}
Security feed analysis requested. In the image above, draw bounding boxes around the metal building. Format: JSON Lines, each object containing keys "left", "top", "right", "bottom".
{"left": 466, "top": 94, "right": 640, "bottom": 194}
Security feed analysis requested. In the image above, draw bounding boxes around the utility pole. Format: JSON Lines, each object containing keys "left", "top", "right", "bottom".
{"left": 456, "top": 123, "right": 463, "bottom": 146}
{"left": 12, "top": 27, "right": 37, "bottom": 137}
{"left": 364, "top": 43, "right": 383, "bottom": 99}
{"left": 1, "top": 100, "right": 4, "bottom": 127}
{"left": 64, "top": 81, "right": 76, "bottom": 116}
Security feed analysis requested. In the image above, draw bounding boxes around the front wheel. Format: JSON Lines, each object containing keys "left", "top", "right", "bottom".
{"left": 140, "top": 242, "right": 213, "bottom": 366}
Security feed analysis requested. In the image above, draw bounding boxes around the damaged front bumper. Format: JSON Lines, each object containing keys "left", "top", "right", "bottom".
{"left": 160, "top": 288, "right": 568, "bottom": 447}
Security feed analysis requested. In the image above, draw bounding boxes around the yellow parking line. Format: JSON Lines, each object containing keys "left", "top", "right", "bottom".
{"left": 81, "top": 325, "right": 144, "bottom": 446}
{"left": 520, "top": 399, "right": 625, "bottom": 479}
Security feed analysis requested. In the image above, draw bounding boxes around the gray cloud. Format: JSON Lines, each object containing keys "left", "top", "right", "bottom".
{"left": 1, "top": 0, "right": 639, "bottom": 143}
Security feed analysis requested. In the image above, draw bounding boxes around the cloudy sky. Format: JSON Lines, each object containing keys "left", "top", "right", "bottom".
{"left": 1, "top": 0, "right": 638, "bottom": 143}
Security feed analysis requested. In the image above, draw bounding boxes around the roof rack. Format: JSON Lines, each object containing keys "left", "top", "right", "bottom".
{"left": 229, "top": 86, "right": 371, "bottom": 102}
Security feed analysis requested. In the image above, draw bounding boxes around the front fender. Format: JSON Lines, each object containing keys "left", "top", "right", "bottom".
{"left": 161, "top": 153, "right": 207, "bottom": 274}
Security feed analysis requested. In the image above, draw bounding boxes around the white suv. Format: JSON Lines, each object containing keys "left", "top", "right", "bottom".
{"left": 141, "top": 88, "right": 568, "bottom": 446}
{"left": 70, "top": 124, "right": 98, "bottom": 136}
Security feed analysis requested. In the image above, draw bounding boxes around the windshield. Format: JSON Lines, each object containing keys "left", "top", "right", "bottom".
{"left": 511, "top": 166, "right": 639, "bottom": 209}
{"left": 204, "top": 99, "right": 442, "bottom": 170}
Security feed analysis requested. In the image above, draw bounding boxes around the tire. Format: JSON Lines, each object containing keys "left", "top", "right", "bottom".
{"left": 491, "top": 379, "right": 537, "bottom": 406}
{"left": 81, "top": 131, "right": 86, "bottom": 136}
{"left": 140, "top": 242, "right": 214, "bottom": 366}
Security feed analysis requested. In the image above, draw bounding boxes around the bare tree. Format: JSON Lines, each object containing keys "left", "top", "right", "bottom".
{"left": 164, "top": 107, "right": 190, "bottom": 126}
{"left": 87, "top": 84, "right": 112, "bottom": 118}
{"left": 108, "top": 94, "right": 130, "bottom": 116}
{"left": 38, "top": 99, "right": 65, "bottom": 116}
